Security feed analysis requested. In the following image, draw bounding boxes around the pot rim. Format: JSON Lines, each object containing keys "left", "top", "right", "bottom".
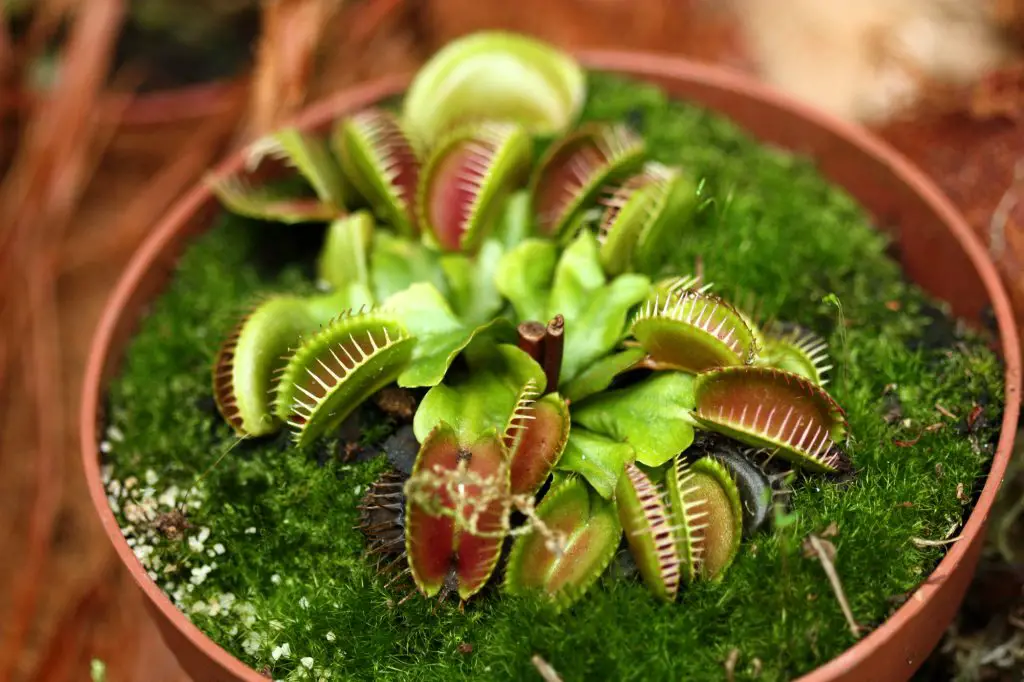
{"left": 80, "top": 51, "right": 1022, "bottom": 682}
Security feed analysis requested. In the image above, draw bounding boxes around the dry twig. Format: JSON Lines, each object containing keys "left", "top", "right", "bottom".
{"left": 803, "top": 533, "right": 863, "bottom": 638}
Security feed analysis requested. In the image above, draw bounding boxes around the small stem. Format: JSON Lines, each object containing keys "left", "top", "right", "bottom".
{"left": 543, "top": 315, "right": 564, "bottom": 391}
{"left": 517, "top": 321, "right": 547, "bottom": 365}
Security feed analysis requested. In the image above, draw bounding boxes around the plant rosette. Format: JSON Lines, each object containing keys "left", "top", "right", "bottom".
{"left": 87, "top": 30, "right": 1018, "bottom": 682}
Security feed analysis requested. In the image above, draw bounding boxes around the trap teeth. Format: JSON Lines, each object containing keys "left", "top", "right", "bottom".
{"left": 531, "top": 123, "right": 645, "bottom": 240}
{"left": 693, "top": 366, "right": 848, "bottom": 474}
{"left": 598, "top": 163, "right": 698, "bottom": 276}
{"left": 358, "top": 470, "right": 410, "bottom": 563}
{"left": 665, "top": 456, "right": 743, "bottom": 582}
{"left": 759, "top": 321, "right": 832, "bottom": 385}
{"left": 616, "top": 463, "right": 681, "bottom": 602}
{"left": 272, "top": 311, "right": 415, "bottom": 447}
{"left": 631, "top": 290, "right": 760, "bottom": 372}
{"left": 213, "top": 294, "right": 338, "bottom": 437}
{"left": 505, "top": 476, "right": 621, "bottom": 611}
{"left": 333, "top": 108, "right": 421, "bottom": 237}
{"left": 505, "top": 392, "right": 571, "bottom": 496}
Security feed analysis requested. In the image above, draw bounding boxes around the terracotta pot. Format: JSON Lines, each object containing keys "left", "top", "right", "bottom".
{"left": 80, "top": 52, "right": 1022, "bottom": 682}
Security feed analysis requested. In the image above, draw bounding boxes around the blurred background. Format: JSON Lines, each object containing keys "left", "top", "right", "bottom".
{"left": 0, "top": 1, "right": 1022, "bottom": 680}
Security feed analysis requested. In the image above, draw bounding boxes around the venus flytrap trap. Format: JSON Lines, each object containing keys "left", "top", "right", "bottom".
{"left": 531, "top": 123, "right": 645, "bottom": 240}
{"left": 207, "top": 128, "right": 348, "bottom": 224}
{"left": 401, "top": 31, "right": 586, "bottom": 147}
{"left": 333, "top": 109, "right": 421, "bottom": 237}
{"left": 418, "top": 123, "right": 532, "bottom": 253}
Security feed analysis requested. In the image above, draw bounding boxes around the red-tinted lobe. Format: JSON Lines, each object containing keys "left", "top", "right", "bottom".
{"left": 533, "top": 138, "right": 590, "bottom": 236}
{"left": 695, "top": 367, "right": 845, "bottom": 454}
{"left": 407, "top": 426, "right": 510, "bottom": 599}
{"left": 406, "top": 427, "right": 460, "bottom": 596}
{"left": 508, "top": 395, "right": 570, "bottom": 496}
{"left": 427, "top": 143, "right": 478, "bottom": 251}
{"left": 384, "top": 128, "right": 420, "bottom": 224}
{"left": 453, "top": 434, "right": 509, "bottom": 599}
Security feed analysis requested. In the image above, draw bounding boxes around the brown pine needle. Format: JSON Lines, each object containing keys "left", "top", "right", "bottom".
{"left": 804, "top": 533, "right": 863, "bottom": 638}
{"left": 531, "top": 655, "right": 563, "bottom": 682}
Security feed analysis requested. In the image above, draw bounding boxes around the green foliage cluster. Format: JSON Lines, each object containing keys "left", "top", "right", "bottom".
{"left": 102, "top": 73, "right": 1003, "bottom": 681}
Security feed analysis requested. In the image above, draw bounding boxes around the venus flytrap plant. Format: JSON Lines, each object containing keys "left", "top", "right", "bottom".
{"left": 213, "top": 212, "right": 376, "bottom": 436}
{"left": 199, "top": 30, "right": 859, "bottom": 620}
{"left": 759, "top": 321, "right": 833, "bottom": 385}
{"left": 630, "top": 289, "right": 761, "bottom": 372}
{"left": 692, "top": 366, "right": 849, "bottom": 474}
{"left": 617, "top": 462, "right": 683, "bottom": 602}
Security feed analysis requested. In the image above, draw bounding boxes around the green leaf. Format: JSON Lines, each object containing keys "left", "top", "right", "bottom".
{"left": 571, "top": 372, "right": 696, "bottom": 467}
{"left": 369, "top": 231, "right": 447, "bottom": 302}
{"left": 559, "top": 273, "right": 649, "bottom": 383}
{"left": 495, "top": 238, "right": 558, "bottom": 323}
{"left": 383, "top": 282, "right": 515, "bottom": 388}
{"left": 557, "top": 428, "right": 635, "bottom": 499}
{"left": 317, "top": 211, "right": 374, "bottom": 295}
{"left": 494, "top": 190, "right": 533, "bottom": 249}
{"left": 547, "top": 231, "right": 606, "bottom": 322}
{"left": 561, "top": 347, "right": 646, "bottom": 403}
{"left": 413, "top": 344, "right": 545, "bottom": 443}
{"left": 441, "top": 239, "right": 505, "bottom": 327}
{"left": 495, "top": 231, "right": 649, "bottom": 384}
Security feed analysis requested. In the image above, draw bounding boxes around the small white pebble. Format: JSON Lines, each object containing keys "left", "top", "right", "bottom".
{"left": 299, "top": 597, "right": 309, "bottom": 609}
{"left": 271, "top": 642, "right": 290, "bottom": 660}
{"left": 197, "top": 527, "right": 211, "bottom": 544}
{"left": 245, "top": 527, "right": 257, "bottom": 535}
{"left": 99, "top": 441, "right": 112, "bottom": 454}
{"left": 352, "top": 485, "right": 362, "bottom": 496}
{"left": 101, "top": 464, "right": 113, "bottom": 484}
{"left": 147, "top": 570, "right": 158, "bottom": 581}
{"left": 325, "top": 631, "right": 336, "bottom": 642}
{"left": 271, "top": 574, "right": 281, "bottom": 585}
{"left": 301, "top": 657, "right": 314, "bottom": 669}
{"left": 242, "top": 632, "right": 261, "bottom": 655}
{"left": 158, "top": 486, "right": 179, "bottom": 508}
{"left": 188, "top": 535, "right": 205, "bottom": 553}
{"left": 213, "top": 543, "right": 225, "bottom": 555}
{"left": 107, "top": 425, "right": 125, "bottom": 442}
{"left": 124, "top": 476, "right": 137, "bottom": 490}
{"left": 207, "top": 549, "right": 216, "bottom": 558}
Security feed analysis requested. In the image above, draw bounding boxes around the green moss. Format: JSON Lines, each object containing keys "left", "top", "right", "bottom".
{"left": 103, "top": 73, "right": 1004, "bottom": 681}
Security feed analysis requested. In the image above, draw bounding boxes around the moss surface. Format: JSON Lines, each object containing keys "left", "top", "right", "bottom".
{"left": 103, "top": 74, "right": 1004, "bottom": 681}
